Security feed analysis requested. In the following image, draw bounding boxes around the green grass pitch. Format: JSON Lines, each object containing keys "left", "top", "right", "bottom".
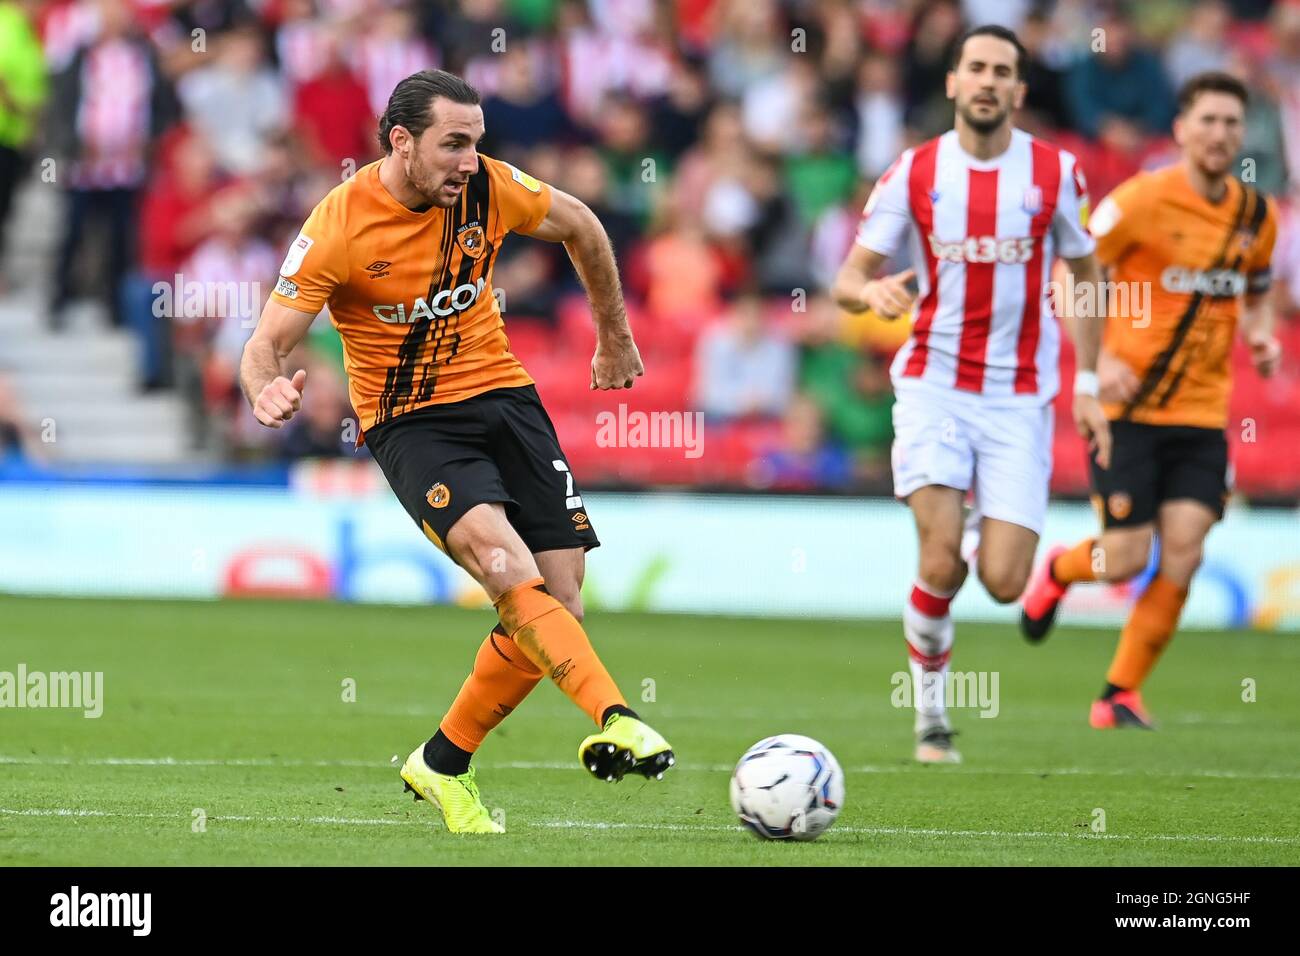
{"left": 2, "top": 594, "right": 1297, "bottom": 866}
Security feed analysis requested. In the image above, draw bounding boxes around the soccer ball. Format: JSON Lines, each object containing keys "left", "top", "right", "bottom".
{"left": 730, "top": 734, "right": 845, "bottom": 841}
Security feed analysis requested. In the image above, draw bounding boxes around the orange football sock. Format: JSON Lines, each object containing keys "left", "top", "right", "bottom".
{"left": 494, "top": 577, "right": 626, "bottom": 727}
{"left": 1106, "top": 574, "right": 1188, "bottom": 691}
{"left": 1052, "top": 538, "right": 1098, "bottom": 585}
{"left": 439, "top": 625, "right": 544, "bottom": 752}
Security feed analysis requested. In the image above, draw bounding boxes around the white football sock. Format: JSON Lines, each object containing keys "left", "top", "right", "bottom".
{"left": 905, "top": 582, "right": 956, "bottom": 732}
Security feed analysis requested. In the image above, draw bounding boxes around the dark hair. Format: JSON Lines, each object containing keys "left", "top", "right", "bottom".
{"left": 1177, "top": 71, "right": 1248, "bottom": 113}
{"left": 376, "top": 70, "right": 481, "bottom": 154}
{"left": 950, "top": 24, "right": 1028, "bottom": 80}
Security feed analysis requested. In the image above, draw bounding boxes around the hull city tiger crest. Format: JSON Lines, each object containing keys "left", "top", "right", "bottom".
{"left": 426, "top": 482, "right": 451, "bottom": 509}
{"left": 457, "top": 223, "right": 486, "bottom": 260}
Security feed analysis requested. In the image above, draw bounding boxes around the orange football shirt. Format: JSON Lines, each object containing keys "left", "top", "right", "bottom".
{"left": 1090, "top": 163, "right": 1276, "bottom": 428}
{"left": 270, "top": 155, "right": 552, "bottom": 433}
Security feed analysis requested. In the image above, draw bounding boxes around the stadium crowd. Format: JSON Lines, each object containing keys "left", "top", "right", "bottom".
{"left": 1, "top": 0, "right": 1298, "bottom": 494}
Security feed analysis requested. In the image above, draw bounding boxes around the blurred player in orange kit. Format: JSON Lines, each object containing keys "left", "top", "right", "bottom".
{"left": 1021, "top": 72, "right": 1280, "bottom": 730}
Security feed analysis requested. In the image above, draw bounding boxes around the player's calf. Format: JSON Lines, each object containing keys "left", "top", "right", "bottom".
{"left": 1156, "top": 539, "right": 1204, "bottom": 590}
{"left": 1020, "top": 530, "right": 1151, "bottom": 643}
{"left": 1094, "top": 530, "right": 1154, "bottom": 583}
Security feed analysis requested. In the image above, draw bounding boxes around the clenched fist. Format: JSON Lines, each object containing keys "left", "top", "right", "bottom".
{"left": 253, "top": 369, "right": 307, "bottom": 428}
{"left": 591, "top": 334, "right": 645, "bottom": 390}
{"left": 1247, "top": 331, "right": 1281, "bottom": 378}
{"left": 1097, "top": 350, "right": 1140, "bottom": 404}
{"left": 863, "top": 268, "right": 918, "bottom": 320}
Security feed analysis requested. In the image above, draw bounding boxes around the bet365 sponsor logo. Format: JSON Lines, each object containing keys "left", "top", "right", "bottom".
{"left": 928, "top": 234, "right": 1035, "bottom": 265}
{"left": 50, "top": 886, "right": 151, "bottom": 936}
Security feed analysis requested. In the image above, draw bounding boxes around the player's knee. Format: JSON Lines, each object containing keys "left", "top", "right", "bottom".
{"left": 918, "top": 551, "right": 965, "bottom": 593}
{"left": 1161, "top": 540, "right": 1203, "bottom": 583}
{"left": 988, "top": 581, "right": 1025, "bottom": 605}
{"left": 555, "top": 591, "right": 584, "bottom": 623}
{"left": 467, "top": 541, "right": 528, "bottom": 582}
{"left": 979, "top": 566, "right": 1029, "bottom": 605}
{"left": 535, "top": 576, "right": 584, "bottom": 622}
{"left": 568, "top": 601, "right": 584, "bottom": 624}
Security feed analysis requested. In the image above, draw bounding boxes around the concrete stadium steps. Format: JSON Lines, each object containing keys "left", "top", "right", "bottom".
{"left": 43, "top": 429, "right": 192, "bottom": 465}
{"left": 0, "top": 334, "right": 192, "bottom": 465}
{"left": 0, "top": 200, "right": 193, "bottom": 465}
{"left": 10, "top": 365, "right": 139, "bottom": 403}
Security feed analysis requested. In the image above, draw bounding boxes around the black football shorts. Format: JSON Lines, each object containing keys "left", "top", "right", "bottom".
{"left": 365, "top": 384, "right": 599, "bottom": 554}
{"left": 1088, "top": 419, "right": 1230, "bottom": 528}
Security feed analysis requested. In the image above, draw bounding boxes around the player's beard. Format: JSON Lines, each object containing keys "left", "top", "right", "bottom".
{"left": 959, "top": 100, "right": 1011, "bottom": 135}
{"left": 1193, "top": 146, "right": 1234, "bottom": 183}
{"left": 404, "top": 156, "right": 459, "bottom": 210}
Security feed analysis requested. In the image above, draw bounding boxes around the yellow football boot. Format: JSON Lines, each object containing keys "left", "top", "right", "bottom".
{"left": 399, "top": 746, "right": 504, "bottom": 833}
{"left": 578, "top": 714, "right": 675, "bottom": 782}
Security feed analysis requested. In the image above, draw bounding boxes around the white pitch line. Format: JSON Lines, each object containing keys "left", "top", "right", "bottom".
{"left": 538, "top": 821, "right": 1300, "bottom": 845}
{"left": 0, "top": 756, "right": 381, "bottom": 768}
{"left": 2, "top": 807, "right": 1297, "bottom": 846}
{"left": 0, "top": 807, "right": 408, "bottom": 826}
{"left": 4, "top": 754, "right": 1298, "bottom": 782}
{"left": 489, "top": 760, "right": 1300, "bottom": 782}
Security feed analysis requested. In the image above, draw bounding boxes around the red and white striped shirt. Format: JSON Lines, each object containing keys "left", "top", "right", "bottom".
{"left": 349, "top": 35, "right": 439, "bottom": 116}
{"left": 559, "top": 28, "right": 673, "bottom": 125}
{"left": 856, "top": 128, "right": 1094, "bottom": 403}
{"left": 275, "top": 19, "right": 333, "bottom": 86}
{"left": 71, "top": 39, "right": 152, "bottom": 189}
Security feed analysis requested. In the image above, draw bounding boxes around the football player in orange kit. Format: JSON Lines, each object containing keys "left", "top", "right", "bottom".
{"left": 240, "top": 71, "right": 673, "bottom": 833}
{"left": 1020, "top": 72, "right": 1280, "bottom": 729}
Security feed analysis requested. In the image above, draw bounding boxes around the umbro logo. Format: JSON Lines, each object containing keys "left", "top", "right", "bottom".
{"left": 365, "top": 260, "right": 392, "bottom": 279}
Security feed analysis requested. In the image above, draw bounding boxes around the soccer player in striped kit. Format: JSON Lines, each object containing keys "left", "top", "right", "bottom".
{"left": 833, "top": 25, "right": 1111, "bottom": 763}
